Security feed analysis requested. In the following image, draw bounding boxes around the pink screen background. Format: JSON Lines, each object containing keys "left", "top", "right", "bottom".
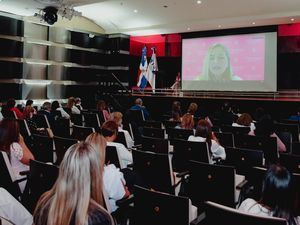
{"left": 182, "top": 34, "right": 265, "bottom": 80}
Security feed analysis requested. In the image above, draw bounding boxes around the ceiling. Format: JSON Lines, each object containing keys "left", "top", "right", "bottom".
{"left": 1, "top": 0, "right": 300, "bottom": 36}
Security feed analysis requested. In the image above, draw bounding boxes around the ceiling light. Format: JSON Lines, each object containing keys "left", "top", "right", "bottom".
{"left": 218, "top": 25, "right": 222, "bottom": 28}
{"left": 197, "top": 0, "right": 202, "bottom": 4}
{"left": 291, "top": 18, "right": 295, "bottom": 22}
{"left": 252, "top": 22, "right": 256, "bottom": 25}
{"left": 134, "top": 9, "right": 138, "bottom": 13}
{"left": 187, "top": 27, "right": 191, "bottom": 31}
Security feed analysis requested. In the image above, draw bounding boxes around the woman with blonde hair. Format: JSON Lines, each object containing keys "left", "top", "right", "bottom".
{"left": 85, "top": 133, "right": 130, "bottom": 213}
{"left": 33, "top": 142, "right": 113, "bottom": 225}
{"left": 187, "top": 102, "right": 198, "bottom": 116}
{"left": 66, "top": 97, "right": 80, "bottom": 115}
{"left": 110, "top": 112, "right": 134, "bottom": 148}
{"left": 176, "top": 113, "right": 195, "bottom": 130}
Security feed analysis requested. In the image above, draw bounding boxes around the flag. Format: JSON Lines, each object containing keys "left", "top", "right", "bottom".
{"left": 137, "top": 46, "right": 148, "bottom": 90}
{"left": 146, "top": 47, "right": 158, "bottom": 90}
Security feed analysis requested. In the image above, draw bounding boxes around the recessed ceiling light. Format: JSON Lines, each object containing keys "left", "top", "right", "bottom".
{"left": 218, "top": 25, "right": 222, "bottom": 28}
{"left": 197, "top": 0, "right": 202, "bottom": 4}
{"left": 134, "top": 9, "right": 138, "bottom": 13}
{"left": 252, "top": 22, "right": 256, "bottom": 25}
{"left": 187, "top": 27, "right": 191, "bottom": 31}
{"left": 291, "top": 18, "right": 295, "bottom": 22}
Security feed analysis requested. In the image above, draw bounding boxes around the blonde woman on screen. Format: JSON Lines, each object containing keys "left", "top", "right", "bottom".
{"left": 195, "top": 43, "right": 242, "bottom": 81}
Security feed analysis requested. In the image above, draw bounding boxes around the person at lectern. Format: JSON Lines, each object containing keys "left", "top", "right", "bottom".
{"left": 195, "top": 43, "right": 242, "bottom": 81}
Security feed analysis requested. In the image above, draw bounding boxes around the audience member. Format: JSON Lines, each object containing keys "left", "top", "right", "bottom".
{"left": 188, "top": 119, "right": 226, "bottom": 162}
{"left": 51, "top": 100, "right": 70, "bottom": 119}
{"left": 129, "top": 98, "right": 150, "bottom": 120}
{"left": 110, "top": 112, "right": 134, "bottom": 148}
{"left": 288, "top": 106, "right": 300, "bottom": 121}
{"left": 187, "top": 102, "right": 198, "bottom": 116}
{"left": 0, "top": 187, "right": 33, "bottom": 225}
{"left": 239, "top": 164, "right": 299, "bottom": 225}
{"left": 39, "top": 101, "right": 55, "bottom": 127}
{"left": 249, "top": 114, "right": 286, "bottom": 152}
{"left": 66, "top": 97, "right": 81, "bottom": 115}
{"left": 169, "top": 111, "right": 181, "bottom": 122}
{"left": 171, "top": 101, "right": 182, "bottom": 117}
{"left": 75, "top": 97, "right": 83, "bottom": 111}
{"left": 175, "top": 113, "right": 194, "bottom": 130}
{"left": 2, "top": 98, "right": 23, "bottom": 119}
{"left": 0, "top": 118, "right": 34, "bottom": 192}
{"left": 214, "top": 102, "right": 237, "bottom": 125}
{"left": 101, "top": 120, "right": 133, "bottom": 168}
{"left": 85, "top": 133, "right": 130, "bottom": 212}
{"left": 33, "top": 142, "right": 113, "bottom": 225}
{"left": 97, "top": 100, "right": 110, "bottom": 121}
{"left": 232, "top": 113, "right": 255, "bottom": 131}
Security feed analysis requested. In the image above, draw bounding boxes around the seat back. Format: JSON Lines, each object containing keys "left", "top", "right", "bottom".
{"left": 27, "top": 160, "right": 59, "bottom": 211}
{"left": 234, "top": 135, "right": 278, "bottom": 165}
{"left": 143, "top": 120, "right": 162, "bottom": 129}
{"left": 186, "top": 161, "right": 235, "bottom": 209}
{"left": 52, "top": 118, "right": 71, "bottom": 138}
{"left": 166, "top": 128, "right": 194, "bottom": 141}
{"left": 172, "top": 139, "right": 210, "bottom": 172}
{"left": 32, "top": 114, "right": 50, "bottom": 128}
{"left": 204, "top": 201, "right": 287, "bottom": 225}
{"left": 142, "top": 127, "right": 165, "bottom": 139}
{"left": 0, "top": 151, "right": 22, "bottom": 200}
{"left": 71, "top": 125, "right": 95, "bottom": 141}
{"left": 83, "top": 112, "right": 101, "bottom": 129}
{"left": 32, "top": 134, "right": 53, "bottom": 163}
{"left": 17, "top": 119, "right": 31, "bottom": 139}
{"left": 279, "top": 153, "right": 300, "bottom": 174}
{"left": 132, "top": 149, "right": 174, "bottom": 194}
{"left": 141, "top": 136, "right": 169, "bottom": 154}
{"left": 70, "top": 113, "right": 83, "bottom": 126}
{"left": 221, "top": 125, "right": 250, "bottom": 136}
{"left": 132, "top": 185, "right": 189, "bottom": 225}
{"left": 276, "top": 131, "right": 292, "bottom": 153}
{"left": 128, "top": 109, "right": 145, "bottom": 126}
{"left": 162, "top": 120, "right": 180, "bottom": 129}
{"left": 214, "top": 132, "right": 234, "bottom": 147}
{"left": 115, "top": 131, "right": 128, "bottom": 148}
{"left": 274, "top": 122, "right": 299, "bottom": 142}
{"left": 53, "top": 136, "right": 78, "bottom": 165}
{"left": 105, "top": 146, "right": 121, "bottom": 168}
{"left": 224, "top": 147, "right": 264, "bottom": 177}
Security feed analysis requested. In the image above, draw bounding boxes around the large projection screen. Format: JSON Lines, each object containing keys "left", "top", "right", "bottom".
{"left": 182, "top": 32, "right": 277, "bottom": 92}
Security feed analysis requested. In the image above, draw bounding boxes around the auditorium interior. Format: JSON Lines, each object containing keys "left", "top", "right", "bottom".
{"left": 0, "top": 0, "right": 300, "bottom": 225}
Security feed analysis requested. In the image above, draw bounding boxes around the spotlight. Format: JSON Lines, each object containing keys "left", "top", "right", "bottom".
{"left": 43, "top": 6, "right": 58, "bottom": 25}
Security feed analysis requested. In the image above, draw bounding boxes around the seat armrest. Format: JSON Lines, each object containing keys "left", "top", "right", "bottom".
{"left": 116, "top": 194, "right": 134, "bottom": 208}
{"left": 190, "top": 212, "right": 206, "bottom": 225}
{"left": 176, "top": 171, "right": 190, "bottom": 178}
{"left": 126, "top": 163, "right": 134, "bottom": 168}
{"left": 236, "top": 179, "right": 248, "bottom": 190}
{"left": 19, "top": 170, "right": 30, "bottom": 176}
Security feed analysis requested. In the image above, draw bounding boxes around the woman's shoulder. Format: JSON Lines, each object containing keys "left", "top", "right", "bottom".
{"left": 239, "top": 198, "right": 271, "bottom": 216}
{"left": 88, "top": 206, "right": 112, "bottom": 225}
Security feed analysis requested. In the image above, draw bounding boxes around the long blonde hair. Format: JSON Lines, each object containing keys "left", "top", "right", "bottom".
{"left": 85, "top": 132, "right": 107, "bottom": 169}
{"left": 33, "top": 142, "right": 111, "bottom": 225}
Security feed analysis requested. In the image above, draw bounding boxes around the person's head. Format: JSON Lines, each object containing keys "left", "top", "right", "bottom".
{"left": 181, "top": 113, "right": 194, "bottom": 130}
{"left": 51, "top": 101, "right": 60, "bottom": 111}
{"left": 85, "top": 132, "right": 107, "bottom": 169}
{"left": 67, "top": 97, "right": 75, "bottom": 108}
{"left": 171, "top": 111, "right": 181, "bottom": 122}
{"left": 75, "top": 97, "right": 81, "bottom": 105}
{"left": 34, "top": 142, "right": 109, "bottom": 225}
{"left": 25, "top": 99, "right": 33, "bottom": 107}
{"left": 254, "top": 114, "right": 274, "bottom": 136}
{"left": 101, "top": 120, "right": 118, "bottom": 142}
{"left": 187, "top": 102, "right": 198, "bottom": 115}
{"left": 110, "top": 112, "right": 123, "bottom": 127}
{"left": 172, "top": 101, "right": 181, "bottom": 113}
{"left": 236, "top": 113, "right": 253, "bottom": 126}
{"left": 202, "top": 43, "right": 233, "bottom": 80}
{"left": 23, "top": 105, "right": 35, "bottom": 119}
{"left": 0, "top": 118, "right": 20, "bottom": 152}
{"left": 260, "top": 164, "right": 297, "bottom": 225}
{"left": 97, "top": 100, "right": 107, "bottom": 111}
{"left": 135, "top": 98, "right": 143, "bottom": 106}
{"left": 6, "top": 98, "right": 16, "bottom": 109}
{"left": 195, "top": 119, "right": 212, "bottom": 147}
{"left": 42, "top": 101, "right": 51, "bottom": 112}
{"left": 221, "top": 102, "right": 231, "bottom": 112}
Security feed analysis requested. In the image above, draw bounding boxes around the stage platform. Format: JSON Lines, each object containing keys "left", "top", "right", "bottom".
{"left": 131, "top": 89, "right": 300, "bottom": 102}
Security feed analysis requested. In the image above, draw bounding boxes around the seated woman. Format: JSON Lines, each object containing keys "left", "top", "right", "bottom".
{"left": 51, "top": 100, "right": 70, "bottom": 119}
{"left": 188, "top": 119, "right": 226, "bottom": 163}
{"left": 232, "top": 113, "right": 255, "bottom": 132}
{"left": 2, "top": 98, "right": 23, "bottom": 119}
{"left": 248, "top": 114, "right": 286, "bottom": 152}
{"left": 0, "top": 187, "right": 33, "bottom": 225}
{"left": 239, "top": 164, "right": 300, "bottom": 225}
{"left": 97, "top": 100, "right": 110, "bottom": 121}
{"left": 0, "top": 118, "right": 34, "bottom": 193}
{"left": 33, "top": 142, "right": 113, "bottom": 225}
{"left": 66, "top": 97, "right": 81, "bottom": 115}
{"left": 175, "top": 113, "right": 195, "bottom": 130}
{"left": 86, "top": 132, "right": 130, "bottom": 213}
{"left": 110, "top": 111, "right": 134, "bottom": 148}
